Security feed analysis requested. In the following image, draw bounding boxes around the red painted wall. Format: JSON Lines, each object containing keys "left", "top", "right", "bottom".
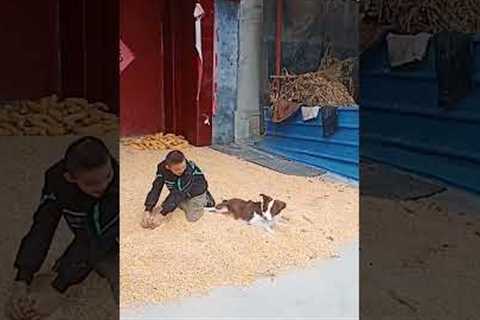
{"left": 120, "top": 0, "right": 166, "bottom": 136}
{"left": 168, "top": 0, "right": 196, "bottom": 141}
{"left": 60, "top": 0, "right": 119, "bottom": 112}
{"left": 0, "top": 1, "right": 59, "bottom": 100}
{"left": 197, "top": 0, "right": 215, "bottom": 145}
{"left": 0, "top": 0, "right": 119, "bottom": 112}
{"left": 120, "top": 0, "right": 215, "bottom": 145}
{"left": 166, "top": 0, "right": 214, "bottom": 146}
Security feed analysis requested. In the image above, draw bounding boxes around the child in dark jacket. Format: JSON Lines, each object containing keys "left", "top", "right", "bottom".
{"left": 5, "top": 136, "right": 119, "bottom": 320}
{"left": 142, "top": 150, "right": 215, "bottom": 228}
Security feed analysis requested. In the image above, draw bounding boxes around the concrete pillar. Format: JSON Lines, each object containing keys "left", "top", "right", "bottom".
{"left": 213, "top": 0, "right": 240, "bottom": 145}
{"left": 235, "top": 0, "right": 263, "bottom": 142}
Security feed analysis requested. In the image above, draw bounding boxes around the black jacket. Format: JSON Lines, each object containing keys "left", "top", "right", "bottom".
{"left": 144, "top": 159, "right": 208, "bottom": 214}
{"left": 14, "top": 158, "right": 119, "bottom": 292}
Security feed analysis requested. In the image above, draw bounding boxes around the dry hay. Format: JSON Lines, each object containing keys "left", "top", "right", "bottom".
{"left": 270, "top": 71, "right": 355, "bottom": 107}
{"left": 0, "top": 95, "right": 118, "bottom": 136}
{"left": 121, "top": 133, "right": 190, "bottom": 151}
{"left": 120, "top": 145, "right": 358, "bottom": 307}
{"left": 317, "top": 45, "right": 357, "bottom": 96}
{"left": 270, "top": 46, "right": 356, "bottom": 107}
{"left": 360, "top": 0, "right": 480, "bottom": 34}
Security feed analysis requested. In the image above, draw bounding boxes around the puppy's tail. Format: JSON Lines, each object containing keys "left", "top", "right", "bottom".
{"left": 204, "top": 200, "right": 229, "bottom": 214}
{"left": 204, "top": 207, "right": 219, "bottom": 213}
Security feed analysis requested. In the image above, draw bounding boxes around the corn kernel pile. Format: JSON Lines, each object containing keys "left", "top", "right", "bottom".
{"left": 0, "top": 95, "right": 118, "bottom": 136}
{"left": 121, "top": 132, "right": 190, "bottom": 151}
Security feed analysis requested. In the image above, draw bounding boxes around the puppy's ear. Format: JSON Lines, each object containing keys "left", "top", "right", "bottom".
{"left": 272, "top": 200, "right": 287, "bottom": 216}
{"left": 259, "top": 193, "right": 272, "bottom": 201}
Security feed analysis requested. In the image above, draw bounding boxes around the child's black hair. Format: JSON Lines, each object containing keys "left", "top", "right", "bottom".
{"left": 165, "top": 150, "right": 186, "bottom": 165}
{"left": 64, "top": 136, "right": 111, "bottom": 175}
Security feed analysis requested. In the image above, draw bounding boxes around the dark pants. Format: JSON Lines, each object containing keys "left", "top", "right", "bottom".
{"left": 92, "top": 248, "right": 119, "bottom": 304}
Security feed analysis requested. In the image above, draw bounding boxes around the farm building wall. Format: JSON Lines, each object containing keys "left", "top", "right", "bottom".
{"left": 0, "top": 0, "right": 119, "bottom": 112}
{"left": 120, "top": 0, "right": 214, "bottom": 147}
{"left": 120, "top": 0, "right": 166, "bottom": 135}
{"left": 0, "top": 1, "right": 59, "bottom": 101}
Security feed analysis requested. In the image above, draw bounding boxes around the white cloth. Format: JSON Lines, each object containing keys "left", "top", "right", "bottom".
{"left": 301, "top": 106, "right": 321, "bottom": 121}
{"left": 194, "top": 3, "right": 205, "bottom": 60}
{"left": 194, "top": 3, "right": 205, "bottom": 101}
{"left": 386, "top": 32, "right": 432, "bottom": 67}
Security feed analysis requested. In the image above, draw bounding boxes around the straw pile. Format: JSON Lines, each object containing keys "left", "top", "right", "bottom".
{"left": 0, "top": 95, "right": 118, "bottom": 136}
{"left": 361, "top": 0, "right": 480, "bottom": 34}
{"left": 270, "top": 46, "right": 356, "bottom": 107}
{"left": 121, "top": 133, "right": 190, "bottom": 151}
{"left": 120, "top": 145, "right": 358, "bottom": 306}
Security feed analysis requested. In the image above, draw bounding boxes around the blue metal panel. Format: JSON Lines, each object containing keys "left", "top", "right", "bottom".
{"left": 361, "top": 33, "right": 480, "bottom": 193}
{"left": 362, "top": 108, "right": 480, "bottom": 160}
{"left": 363, "top": 140, "right": 480, "bottom": 194}
{"left": 473, "top": 36, "right": 480, "bottom": 88}
{"left": 473, "top": 35, "right": 480, "bottom": 74}
{"left": 257, "top": 106, "right": 359, "bottom": 180}
{"left": 360, "top": 33, "right": 439, "bottom": 110}
{"left": 361, "top": 105, "right": 480, "bottom": 193}
{"left": 361, "top": 73, "right": 438, "bottom": 110}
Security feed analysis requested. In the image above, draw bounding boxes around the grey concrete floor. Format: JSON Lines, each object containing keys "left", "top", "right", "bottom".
{"left": 121, "top": 241, "right": 358, "bottom": 320}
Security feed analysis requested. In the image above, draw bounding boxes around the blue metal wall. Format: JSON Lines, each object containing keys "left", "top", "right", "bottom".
{"left": 257, "top": 106, "right": 359, "bottom": 180}
{"left": 361, "top": 34, "right": 480, "bottom": 193}
{"left": 213, "top": 0, "right": 239, "bottom": 144}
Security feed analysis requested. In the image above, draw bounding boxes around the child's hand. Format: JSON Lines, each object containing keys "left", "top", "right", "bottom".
{"left": 4, "top": 281, "right": 36, "bottom": 320}
{"left": 150, "top": 213, "right": 167, "bottom": 229}
{"left": 28, "top": 286, "right": 64, "bottom": 320}
{"left": 141, "top": 211, "right": 155, "bottom": 229}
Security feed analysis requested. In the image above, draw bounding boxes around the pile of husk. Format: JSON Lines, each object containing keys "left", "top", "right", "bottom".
{"left": 360, "top": 0, "right": 480, "bottom": 34}
{"left": 121, "top": 132, "right": 190, "bottom": 151}
{"left": 0, "top": 95, "right": 118, "bottom": 136}
{"left": 269, "top": 46, "right": 356, "bottom": 107}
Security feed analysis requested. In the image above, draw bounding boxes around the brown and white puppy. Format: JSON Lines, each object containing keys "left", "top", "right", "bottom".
{"left": 209, "top": 198, "right": 275, "bottom": 233}
{"left": 214, "top": 198, "right": 263, "bottom": 222}
{"left": 259, "top": 193, "right": 287, "bottom": 222}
